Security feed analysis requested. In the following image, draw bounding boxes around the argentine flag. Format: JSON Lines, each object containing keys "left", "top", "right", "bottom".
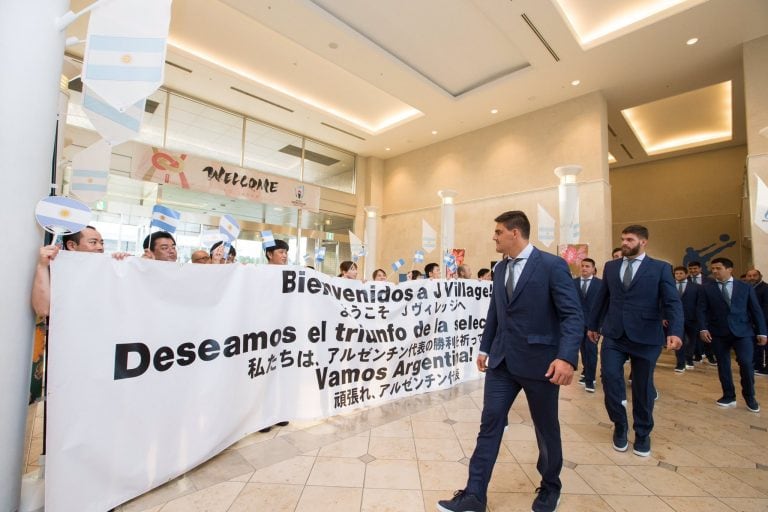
{"left": 444, "top": 252, "right": 457, "bottom": 272}
{"left": 315, "top": 247, "right": 326, "bottom": 263}
{"left": 82, "top": 86, "right": 145, "bottom": 145}
{"left": 150, "top": 204, "right": 180, "bottom": 233}
{"left": 219, "top": 215, "right": 240, "bottom": 242}
{"left": 414, "top": 250, "right": 425, "bottom": 263}
{"left": 35, "top": 196, "right": 92, "bottom": 235}
{"left": 70, "top": 139, "right": 111, "bottom": 203}
{"left": 391, "top": 258, "right": 405, "bottom": 272}
{"left": 261, "top": 230, "right": 275, "bottom": 248}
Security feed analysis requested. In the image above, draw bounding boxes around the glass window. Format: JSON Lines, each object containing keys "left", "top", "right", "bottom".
{"left": 302, "top": 140, "right": 355, "bottom": 193}
{"left": 243, "top": 120, "right": 303, "bottom": 179}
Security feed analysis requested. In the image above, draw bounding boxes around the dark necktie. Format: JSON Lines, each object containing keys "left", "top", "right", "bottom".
{"left": 677, "top": 282, "right": 684, "bottom": 296}
{"left": 581, "top": 279, "right": 589, "bottom": 297}
{"left": 506, "top": 258, "right": 522, "bottom": 301}
{"left": 720, "top": 281, "right": 731, "bottom": 307}
{"left": 623, "top": 259, "right": 636, "bottom": 290}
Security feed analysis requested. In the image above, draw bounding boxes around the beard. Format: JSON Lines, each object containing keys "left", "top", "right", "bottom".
{"left": 621, "top": 244, "right": 640, "bottom": 257}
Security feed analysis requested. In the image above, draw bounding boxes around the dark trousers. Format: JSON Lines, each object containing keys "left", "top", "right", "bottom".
{"left": 676, "top": 323, "right": 698, "bottom": 366}
{"left": 711, "top": 335, "right": 756, "bottom": 400}
{"left": 601, "top": 336, "right": 661, "bottom": 439}
{"left": 580, "top": 332, "right": 598, "bottom": 385}
{"left": 466, "top": 364, "right": 562, "bottom": 502}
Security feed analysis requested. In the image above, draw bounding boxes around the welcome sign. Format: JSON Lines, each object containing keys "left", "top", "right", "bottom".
{"left": 46, "top": 253, "right": 491, "bottom": 511}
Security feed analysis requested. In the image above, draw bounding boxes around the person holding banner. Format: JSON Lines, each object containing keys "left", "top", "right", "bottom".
{"left": 142, "top": 231, "right": 177, "bottom": 262}
{"left": 339, "top": 261, "right": 358, "bottom": 279}
{"left": 438, "top": 210, "right": 583, "bottom": 512}
{"left": 210, "top": 241, "right": 236, "bottom": 264}
{"left": 372, "top": 268, "right": 388, "bottom": 281}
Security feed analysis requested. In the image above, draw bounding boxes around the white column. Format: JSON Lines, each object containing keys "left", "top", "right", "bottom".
{"left": 554, "top": 165, "right": 583, "bottom": 244}
{"left": 438, "top": 190, "right": 457, "bottom": 278}
{"left": 0, "top": 1, "right": 68, "bottom": 510}
{"left": 363, "top": 206, "right": 378, "bottom": 280}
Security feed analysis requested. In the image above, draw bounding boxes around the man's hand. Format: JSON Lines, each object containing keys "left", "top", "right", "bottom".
{"left": 38, "top": 245, "right": 59, "bottom": 267}
{"left": 111, "top": 252, "right": 131, "bottom": 260}
{"left": 545, "top": 359, "right": 573, "bottom": 386}
{"left": 700, "top": 330, "right": 712, "bottom": 343}
{"left": 142, "top": 248, "right": 155, "bottom": 259}
{"left": 758, "top": 335, "right": 767, "bottom": 346}
{"left": 587, "top": 330, "right": 600, "bottom": 343}
{"left": 665, "top": 335, "right": 682, "bottom": 350}
{"left": 476, "top": 354, "right": 488, "bottom": 373}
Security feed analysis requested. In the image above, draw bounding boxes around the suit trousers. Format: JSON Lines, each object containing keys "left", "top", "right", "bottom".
{"left": 579, "top": 332, "right": 598, "bottom": 385}
{"left": 601, "top": 336, "right": 662, "bottom": 438}
{"left": 466, "top": 363, "right": 562, "bottom": 502}
{"left": 677, "top": 323, "right": 698, "bottom": 366}
{"left": 711, "top": 335, "right": 756, "bottom": 400}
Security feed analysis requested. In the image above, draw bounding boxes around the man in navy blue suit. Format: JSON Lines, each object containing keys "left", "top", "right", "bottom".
{"left": 588, "top": 225, "right": 682, "bottom": 458}
{"left": 672, "top": 266, "right": 701, "bottom": 372}
{"left": 438, "top": 211, "right": 583, "bottom": 512}
{"left": 575, "top": 258, "right": 603, "bottom": 392}
{"left": 688, "top": 261, "right": 717, "bottom": 364}
{"left": 745, "top": 268, "right": 768, "bottom": 377}
{"left": 698, "top": 258, "right": 766, "bottom": 412}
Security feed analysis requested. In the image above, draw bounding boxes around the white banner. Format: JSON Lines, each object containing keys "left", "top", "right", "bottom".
{"left": 46, "top": 253, "right": 491, "bottom": 512}
{"left": 537, "top": 203, "right": 555, "bottom": 247}
{"left": 752, "top": 156, "right": 768, "bottom": 234}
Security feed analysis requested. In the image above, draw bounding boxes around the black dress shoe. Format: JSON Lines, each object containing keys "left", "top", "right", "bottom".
{"left": 612, "top": 424, "right": 628, "bottom": 452}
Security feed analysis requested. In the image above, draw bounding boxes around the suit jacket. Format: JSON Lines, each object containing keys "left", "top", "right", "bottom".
{"left": 677, "top": 281, "right": 701, "bottom": 327}
{"left": 589, "top": 255, "right": 683, "bottom": 344}
{"left": 753, "top": 281, "right": 768, "bottom": 324}
{"left": 697, "top": 279, "right": 767, "bottom": 338}
{"left": 480, "top": 247, "right": 583, "bottom": 380}
{"left": 574, "top": 276, "right": 603, "bottom": 328}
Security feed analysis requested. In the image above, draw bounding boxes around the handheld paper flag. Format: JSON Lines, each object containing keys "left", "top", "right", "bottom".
{"left": 391, "top": 258, "right": 405, "bottom": 272}
{"left": 315, "top": 246, "right": 327, "bottom": 262}
{"left": 150, "top": 204, "right": 180, "bottom": 233}
{"left": 70, "top": 139, "right": 111, "bottom": 203}
{"left": 261, "top": 230, "right": 275, "bottom": 248}
{"left": 219, "top": 214, "right": 240, "bottom": 242}
{"left": 414, "top": 250, "right": 425, "bottom": 263}
{"left": 349, "top": 230, "right": 366, "bottom": 259}
{"left": 82, "top": 0, "right": 172, "bottom": 110}
{"left": 35, "top": 196, "right": 92, "bottom": 235}
{"left": 443, "top": 252, "right": 457, "bottom": 272}
{"left": 82, "top": 85, "right": 145, "bottom": 145}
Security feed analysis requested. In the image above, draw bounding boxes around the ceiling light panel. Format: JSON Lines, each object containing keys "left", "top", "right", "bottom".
{"left": 621, "top": 80, "right": 732, "bottom": 156}
{"left": 311, "top": 0, "right": 530, "bottom": 97}
{"left": 552, "top": 0, "right": 709, "bottom": 49}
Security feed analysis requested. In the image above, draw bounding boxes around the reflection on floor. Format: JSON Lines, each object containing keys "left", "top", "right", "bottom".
{"left": 24, "top": 351, "right": 768, "bottom": 511}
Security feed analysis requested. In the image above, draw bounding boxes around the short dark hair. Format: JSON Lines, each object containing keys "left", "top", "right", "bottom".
{"left": 409, "top": 269, "right": 422, "bottom": 279}
{"left": 143, "top": 231, "right": 175, "bottom": 251}
{"left": 372, "top": 268, "right": 387, "bottom": 279}
{"left": 612, "top": 247, "right": 622, "bottom": 254}
{"left": 265, "top": 239, "right": 289, "bottom": 256}
{"left": 711, "top": 257, "right": 734, "bottom": 269}
{"left": 581, "top": 258, "right": 596, "bottom": 266}
{"left": 621, "top": 224, "right": 649, "bottom": 240}
{"left": 687, "top": 261, "right": 702, "bottom": 268}
{"left": 424, "top": 262, "right": 440, "bottom": 276}
{"left": 494, "top": 211, "right": 530, "bottom": 239}
{"left": 673, "top": 266, "right": 687, "bottom": 273}
{"left": 339, "top": 260, "right": 357, "bottom": 273}
{"left": 62, "top": 225, "right": 96, "bottom": 250}
{"left": 210, "top": 240, "right": 236, "bottom": 258}
{"left": 477, "top": 268, "right": 491, "bottom": 279}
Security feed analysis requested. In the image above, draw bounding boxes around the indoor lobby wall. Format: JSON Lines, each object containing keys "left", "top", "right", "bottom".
{"left": 610, "top": 145, "right": 748, "bottom": 274}
{"left": 378, "top": 92, "right": 612, "bottom": 275}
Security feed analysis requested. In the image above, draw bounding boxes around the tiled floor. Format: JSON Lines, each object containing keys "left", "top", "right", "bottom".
{"left": 24, "top": 351, "right": 768, "bottom": 511}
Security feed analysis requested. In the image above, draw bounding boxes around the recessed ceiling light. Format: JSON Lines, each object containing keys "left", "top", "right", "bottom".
{"left": 385, "top": 147, "right": 391, "bottom": 151}
{"left": 686, "top": 37, "right": 699, "bottom": 46}
{"left": 571, "top": 79, "right": 581, "bottom": 86}
{"left": 490, "top": 109, "right": 499, "bottom": 114}
{"left": 431, "top": 130, "right": 438, "bottom": 135}
{"left": 328, "top": 42, "right": 339, "bottom": 49}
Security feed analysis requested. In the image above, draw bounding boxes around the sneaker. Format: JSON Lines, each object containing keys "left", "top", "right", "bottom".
{"left": 585, "top": 382, "right": 595, "bottom": 393}
{"left": 685, "top": 363, "right": 695, "bottom": 370}
{"left": 674, "top": 364, "right": 685, "bottom": 373}
{"left": 746, "top": 398, "right": 761, "bottom": 413}
{"left": 276, "top": 421, "right": 290, "bottom": 426}
{"left": 612, "top": 423, "right": 628, "bottom": 452}
{"left": 716, "top": 397, "right": 737, "bottom": 408}
{"left": 633, "top": 436, "right": 651, "bottom": 457}
{"left": 756, "top": 369, "right": 768, "bottom": 377}
{"left": 693, "top": 355, "right": 703, "bottom": 363}
{"left": 707, "top": 356, "right": 718, "bottom": 366}
{"left": 531, "top": 487, "right": 561, "bottom": 512}
{"left": 437, "top": 490, "right": 486, "bottom": 512}
{"left": 578, "top": 375, "right": 585, "bottom": 386}
{"left": 655, "top": 389, "right": 660, "bottom": 401}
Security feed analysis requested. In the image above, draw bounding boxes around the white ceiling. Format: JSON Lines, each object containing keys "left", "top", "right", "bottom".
{"left": 65, "top": 0, "right": 768, "bottom": 168}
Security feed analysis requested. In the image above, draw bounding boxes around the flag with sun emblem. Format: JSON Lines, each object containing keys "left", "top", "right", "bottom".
{"left": 34, "top": 196, "right": 92, "bottom": 235}
{"left": 70, "top": 139, "right": 111, "bottom": 203}
{"left": 219, "top": 214, "right": 240, "bottom": 242}
{"left": 82, "top": 0, "right": 172, "bottom": 110}
{"left": 150, "top": 204, "right": 180, "bottom": 233}
{"left": 82, "top": 85, "right": 145, "bottom": 145}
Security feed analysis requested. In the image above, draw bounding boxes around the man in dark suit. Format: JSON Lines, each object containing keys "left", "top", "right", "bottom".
{"left": 687, "top": 261, "right": 717, "bottom": 365}
{"left": 673, "top": 266, "right": 701, "bottom": 372}
{"left": 698, "top": 258, "right": 766, "bottom": 412}
{"left": 575, "top": 258, "right": 603, "bottom": 392}
{"left": 745, "top": 268, "right": 768, "bottom": 377}
{"left": 438, "top": 211, "right": 583, "bottom": 512}
{"left": 588, "top": 225, "right": 682, "bottom": 458}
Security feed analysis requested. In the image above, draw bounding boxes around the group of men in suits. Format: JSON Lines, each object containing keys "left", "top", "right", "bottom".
{"left": 438, "top": 213, "right": 766, "bottom": 512}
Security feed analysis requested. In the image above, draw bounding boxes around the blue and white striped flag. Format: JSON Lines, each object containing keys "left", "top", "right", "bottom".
{"left": 443, "top": 252, "right": 457, "bottom": 272}
{"left": 82, "top": 0, "right": 172, "bottom": 110}
{"left": 391, "top": 258, "right": 405, "bottom": 272}
{"left": 302, "top": 253, "right": 310, "bottom": 264}
{"left": 35, "top": 196, "right": 92, "bottom": 235}
{"left": 219, "top": 214, "right": 240, "bottom": 242}
{"left": 150, "top": 204, "right": 180, "bottom": 233}
{"left": 261, "top": 230, "right": 275, "bottom": 248}
{"left": 82, "top": 85, "right": 145, "bottom": 145}
{"left": 315, "top": 246, "right": 326, "bottom": 262}
{"left": 70, "top": 139, "right": 111, "bottom": 203}
{"left": 414, "top": 250, "right": 425, "bottom": 263}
